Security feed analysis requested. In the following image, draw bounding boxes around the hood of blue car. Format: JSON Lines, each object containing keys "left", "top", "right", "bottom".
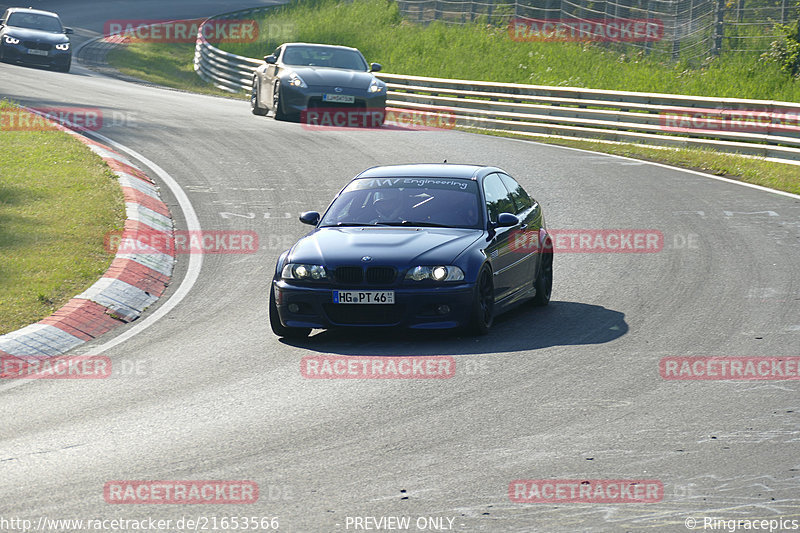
{"left": 288, "top": 67, "right": 376, "bottom": 90}
{"left": 289, "top": 227, "right": 483, "bottom": 267}
{"left": 3, "top": 27, "right": 69, "bottom": 44}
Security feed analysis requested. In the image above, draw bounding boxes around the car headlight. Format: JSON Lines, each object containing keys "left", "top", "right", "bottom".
{"left": 282, "top": 263, "right": 327, "bottom": 280}
{"left": 288, "top": 72, "right": 307, "bottom": 88}
{"left": 405, "top": 266, "right": 465, "bottom": 282}
{"left": 3, "top": 36, "right": 20, "bottom": 45}
{"left": 368, "top": 80, "right": 386, "bottom": 93}
{"left": 55, "top": 43, "right": 70, "bottom": 51}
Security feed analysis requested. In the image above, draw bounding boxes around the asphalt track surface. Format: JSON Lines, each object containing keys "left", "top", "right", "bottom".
{"left": 1, "top": 1, "right": 799, "bottom": 531}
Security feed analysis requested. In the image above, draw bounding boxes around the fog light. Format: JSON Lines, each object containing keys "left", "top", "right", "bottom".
{"left": 436, "top": 304, "right": 450, "bottom": 315}
{"left": 288, "top": 303, "right": 300, "bottom": 313}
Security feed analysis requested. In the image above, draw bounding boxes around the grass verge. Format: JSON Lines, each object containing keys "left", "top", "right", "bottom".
{"left": 223, "top": 0, "right": 800, "bottom": 102}
{"left": 106, "top": 42, "right": 246, "bottom": 99}
{"left": 0, "top": 101, "right": 125, "bottom": 335}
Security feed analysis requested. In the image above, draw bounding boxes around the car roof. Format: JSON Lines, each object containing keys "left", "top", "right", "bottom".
{"left": 356, "top": 164, "right": 504, "bottom": 180}
{"left": 282, "top": 42, "right": 360, "bottom": 53}
{"left": 5, "top": 7, "right": 60, "bottom": 18}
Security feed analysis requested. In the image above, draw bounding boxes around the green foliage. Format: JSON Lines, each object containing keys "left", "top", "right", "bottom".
{"left": 762, "top": 22, "right": 800, "bottom": 77}
{"left": 218, "top": 0, "right": 800, "bottom": 101}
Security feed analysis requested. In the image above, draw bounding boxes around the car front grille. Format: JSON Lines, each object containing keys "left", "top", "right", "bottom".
{"left": 333, "top": 266, "right": 396, "bottom": 285}
{"left": 323, "top": 303, "right": 404, "bottom": 325}
{"left": 334, "top": 266, "right": 363, "bottom": 284}
{"left": 23, "top": 41, "right": 52, "bottom": 51}
{"left": 365, "top": 267, "right": 396, "bottom": 284}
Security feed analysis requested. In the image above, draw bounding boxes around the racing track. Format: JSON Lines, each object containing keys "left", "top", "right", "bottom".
{"left": 1, "top": 1, "right": 799, "bottom": 531}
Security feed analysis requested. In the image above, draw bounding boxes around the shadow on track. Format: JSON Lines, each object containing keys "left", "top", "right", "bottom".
{"left": 278, "top": 300, "right": 627, "bottom": 356}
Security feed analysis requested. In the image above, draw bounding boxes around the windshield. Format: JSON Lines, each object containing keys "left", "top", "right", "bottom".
{"left": 320, "top": 177, "right": 482, "bottom": 229}
{"left": 7, "top": 12, "right": 63, "bottom": 33}
{"left": 282, "top": 45, "right": 368, "bottom": 71}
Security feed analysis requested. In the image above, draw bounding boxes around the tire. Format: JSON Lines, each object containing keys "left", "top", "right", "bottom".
{"left": 272, "top": 80, "right": 288, "bottom": 121}
{"left": 531, "top": 240, "right": 553, "bottom": 306}
{"left": 251, "top": 78, "right": 268, "bottom": 116}
{"left": 463, "top": 266, "right": 494, "bottom": 336}
{"left": 269, "top": 286, "right": 311, "bottom": 338}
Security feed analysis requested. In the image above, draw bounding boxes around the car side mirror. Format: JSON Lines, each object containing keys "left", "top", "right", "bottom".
{"left": 299, "top": 211, "right": 320, "bottom": 226}
{"left": 264, "top": 55, "right": 277, "bottom": 64}
{"left": 64, "top": 27, "right": 74, "bottom": 34}
{"left": 491, "top": 213, "right": 519, "bottom": 229}
{"left": 370, "top": 63, "right": 382, "bottom": 72}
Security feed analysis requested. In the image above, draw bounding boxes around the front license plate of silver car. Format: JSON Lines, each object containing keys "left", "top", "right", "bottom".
{"left": 322, "top": 94, "right": 355, "bottom": 103}
{"left": 333, "top": 290, "right": 394, "bottom": 304}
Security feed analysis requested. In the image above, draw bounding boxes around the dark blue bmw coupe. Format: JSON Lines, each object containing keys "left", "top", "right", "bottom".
{"left": 269, "top": 164, "right": 553, "bottom": 337}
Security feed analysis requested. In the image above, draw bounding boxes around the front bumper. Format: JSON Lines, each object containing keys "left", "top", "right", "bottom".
{"left": 273, "top": 279, "right": 474, "bottom": 330}
{"left": 0, "top": 41, "right": 70, "bottom": 68}
{"left": 281, "top": 83, "right": 387, "bottom": 115}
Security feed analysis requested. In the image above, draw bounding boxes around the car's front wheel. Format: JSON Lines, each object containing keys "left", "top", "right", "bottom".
{"left": 251, "top": 78, "right": 268, "bottom": 116}
{"left": 272, "top": 80, "right": 289, "bottom": 121}
{"left": 464, "top": 266, "right": 494, "bottom": 336}
{"left": 531, "top": 241, "right": 553, "bottom": 306}
{"left": 269, "top": 286, "right": 311, "bottom": 338}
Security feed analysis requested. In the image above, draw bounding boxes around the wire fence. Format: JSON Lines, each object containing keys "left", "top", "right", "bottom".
{"left": 395, "top": 0, "right": 800, "bottom": 61}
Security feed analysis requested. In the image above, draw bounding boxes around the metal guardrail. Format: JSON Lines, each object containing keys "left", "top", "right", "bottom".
{"left": 194, "top": 7, "right": 800, "bottom": 164}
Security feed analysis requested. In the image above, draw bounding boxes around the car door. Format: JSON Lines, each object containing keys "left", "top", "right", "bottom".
{"left": 499, "top": 172, "right": 542, "bottom": 292}
{"left": 482, "top": 173, "right": 522, "bottom": 303}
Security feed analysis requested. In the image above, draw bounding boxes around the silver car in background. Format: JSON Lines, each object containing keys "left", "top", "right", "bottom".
{"left": 251, "top": 42, "right": 387, "bottom": 123}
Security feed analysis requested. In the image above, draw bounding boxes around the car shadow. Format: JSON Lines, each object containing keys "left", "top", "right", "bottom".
{"left": 278, "top": 300, "right": 627, "bottom": 355}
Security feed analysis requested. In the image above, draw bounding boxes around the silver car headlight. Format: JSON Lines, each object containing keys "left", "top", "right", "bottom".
{"left": 405, "top": 266, "right": 465, "bottom": 282}
{"left": 368, "top": 80, "right": 386, "bottom": 93}
{"left": 3, "top": 36, "right": 20, "bottom": 45}
{"left": 55, "top": 43, "right": 70, "bottom": 51}
{"left": 288, "top": 72, "right": 307, "bottom": 88}
{"left": 282, "top": 263, "right": 327, "bottom": 280}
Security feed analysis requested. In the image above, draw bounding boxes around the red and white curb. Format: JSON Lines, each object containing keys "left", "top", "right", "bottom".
{"left": 0, "top": 111, "right": 174, "bottom": 369}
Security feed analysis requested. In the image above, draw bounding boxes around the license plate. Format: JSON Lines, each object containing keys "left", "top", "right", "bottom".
{"left": 27, "top": 49, "right": 48, "bottom": 56}
{"left": 333, "top": 290, "right": 394, "bottom": 304}
{"left": 322, "top": 93, "right": 355, "bottom": 103}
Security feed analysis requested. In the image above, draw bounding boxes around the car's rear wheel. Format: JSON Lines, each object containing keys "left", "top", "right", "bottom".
{"left": 269, "top": 286, "right": 311, "bottom": 338}
{"left": 532, "top": 241, "right": 553, "bottom": 306}
{"left": 251, "top": 78, "right": 268, "bottom": 116}
{"left": 464, "top": 266, "right": 494, "bottom": 336}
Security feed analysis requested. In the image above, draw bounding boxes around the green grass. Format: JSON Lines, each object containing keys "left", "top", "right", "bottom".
{"left": 106, "top": 42, "right": 245, "bottom": 99}
{"left": 220, "top": 0, "right": 800, "bottom": 102}
{"left": 0, "top": 101, "right": 125, "bottom": 335}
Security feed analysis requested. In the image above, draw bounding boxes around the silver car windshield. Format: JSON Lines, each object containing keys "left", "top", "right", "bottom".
{"left": 7, "top": 12, "right": 63, "bottom": 33}
{"left": 282, "top": 46, "right": 368, "bottom": 71}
